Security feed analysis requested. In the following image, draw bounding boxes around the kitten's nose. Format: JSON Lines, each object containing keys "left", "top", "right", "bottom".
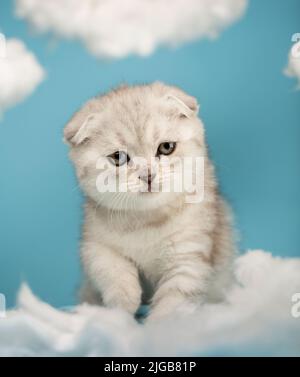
{"left": 139, "top": 172, "right": 156, "bottom": 185}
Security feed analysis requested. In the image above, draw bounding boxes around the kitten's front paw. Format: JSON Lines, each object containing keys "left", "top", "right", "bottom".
{"left": 147, "top": 295, "right": 199, "bottom": 322}
{"left": 103, "top": 283, "right": 142, "bottom": 315}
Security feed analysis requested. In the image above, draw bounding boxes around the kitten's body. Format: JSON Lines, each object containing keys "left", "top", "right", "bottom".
{"left": 65, "top": 83, "right": 236, "bottom": 320}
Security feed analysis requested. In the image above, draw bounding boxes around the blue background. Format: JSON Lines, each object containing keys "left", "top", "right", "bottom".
{"left": 0, "top": 0, "right": 299, "bottom": 308}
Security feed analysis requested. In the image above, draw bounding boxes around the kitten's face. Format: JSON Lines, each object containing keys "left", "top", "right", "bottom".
{"left": 65, "top": 83, "right": 205, "bottom": 211}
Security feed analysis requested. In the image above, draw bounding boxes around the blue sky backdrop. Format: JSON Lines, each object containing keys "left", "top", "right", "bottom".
{"left": 0, "top": 0, "right": 299, "bottom": 307}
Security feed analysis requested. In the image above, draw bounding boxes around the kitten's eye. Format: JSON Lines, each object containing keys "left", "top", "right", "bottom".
{"left": 108, "top": 151, "right": 130, "bottom": 166}
{"left": 157, "top": 142, "right": 176, "bottom": 156}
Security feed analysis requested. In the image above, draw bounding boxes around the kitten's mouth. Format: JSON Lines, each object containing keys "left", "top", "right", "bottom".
{"left": 141, "top": 188, "right": 153, "bottom": 194}
{"left": 140, "top": 183, "right": 157, "bottom": 194}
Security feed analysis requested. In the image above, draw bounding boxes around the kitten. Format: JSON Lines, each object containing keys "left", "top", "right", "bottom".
{"left": 64, "top": 82, "right": 236, "bottom": 320}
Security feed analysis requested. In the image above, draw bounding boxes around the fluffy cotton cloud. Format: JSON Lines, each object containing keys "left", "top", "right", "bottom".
{"left": 0, "top": 38, "right": 45, "bottom": 113}
{"left": 285, "top": 41, "right": 300, "bottom": 88}
{"left": 15, "top": 0, "right": 248, "bottom": 59}
{"left": 0, "top": 250, "right": 299, "bottom": 357}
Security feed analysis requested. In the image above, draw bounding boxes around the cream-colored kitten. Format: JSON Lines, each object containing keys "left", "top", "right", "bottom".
{"left": 64, "top": 82, "right": 235, "bottom": 320}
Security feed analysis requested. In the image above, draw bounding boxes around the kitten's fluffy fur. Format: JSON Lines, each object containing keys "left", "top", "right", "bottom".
{"left": 64, "top": 82, "right": 235, "bottom": 320}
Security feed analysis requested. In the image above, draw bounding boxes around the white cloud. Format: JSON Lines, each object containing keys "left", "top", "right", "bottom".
{"left": 285, "top": 41, "right": 300, "bottom": 88}
{"left": 15, "top": 0, "right": 248, "bottom": 59}
{"left": 0, "top": 250, "right": 299, "bottom": 356}
{"left": 0, "top": 38, "right": 45, "bottom": 113}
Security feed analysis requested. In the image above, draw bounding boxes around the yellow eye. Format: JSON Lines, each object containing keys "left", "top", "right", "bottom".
{"left": 108, "top": 151, "right": 130, "bottom": 166}
{"left": 157, "top": 142, "right": 176, "bottom": 156}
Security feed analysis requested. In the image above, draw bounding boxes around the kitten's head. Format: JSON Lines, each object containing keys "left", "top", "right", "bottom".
{"left": 64, "top": 82, "right": 205, "bottom": 211}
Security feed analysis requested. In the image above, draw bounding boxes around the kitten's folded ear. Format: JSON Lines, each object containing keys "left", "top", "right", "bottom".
{"left": 165, "top": 91, "right": 199, "bottom": 119}
{"left": 63, "top": 100, "right": 101, "bottom": 146}
{"left": 152, "top": 81, "right": 199, "bottom": 118}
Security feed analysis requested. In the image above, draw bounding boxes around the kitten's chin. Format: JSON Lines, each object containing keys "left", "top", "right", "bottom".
{"left": 136, "top": 192, "right": 176, "bottom": 210}
{"left": 89, "top": 191, "right": 181, "bottom": 211}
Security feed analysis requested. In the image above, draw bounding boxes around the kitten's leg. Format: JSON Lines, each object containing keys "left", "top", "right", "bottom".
{"left": 148, "top": 249, "right": 213, "bottom": 321}
{"left": 79, "top": 279, "right": 103, "bottom": 305}
{"left": 81, "top": 243, "right": 142, "bottom": 314}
